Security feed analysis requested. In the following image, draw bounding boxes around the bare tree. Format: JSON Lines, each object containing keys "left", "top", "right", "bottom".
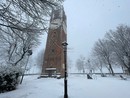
{"left": 90, "top": 55, "right": 104, "bottom": 74}
{"left": 0, "top": 28, "right": 38, "bottom": 66}
{"left": 85, "top": 58, "right": 98, "bottom": 74}
{"left": 0, "top": 0, "right": 64, "bottom": 68}
{"left": 93, "top": 39, "right": 115, "bottom": 75}
{"left": 0, "top": 0, "right": 64, "bottom": 32}
{"left": 76, "top": 55, "right": 86, "bottom": 73}
{"left": 105, "top": 25, "right": 130, "bottom": 74}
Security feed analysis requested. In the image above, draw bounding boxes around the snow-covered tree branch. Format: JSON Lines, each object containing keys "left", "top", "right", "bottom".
{"left": 0, "top": 0, "right": 64, "bottom": 67}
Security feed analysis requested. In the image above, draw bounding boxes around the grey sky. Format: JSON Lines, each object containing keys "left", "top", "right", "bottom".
{"left": 63, "top": 0, "right": 130, "bottom": 64}
{"left": 37, "top": 0, "right": 130, "bottom": 67}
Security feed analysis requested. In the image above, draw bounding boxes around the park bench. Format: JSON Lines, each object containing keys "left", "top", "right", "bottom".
{"left": 120, "top": 75, "right": 127, "bottom": 80}
{"left": 87, "top": 74, "right": 93, "bottom": 79}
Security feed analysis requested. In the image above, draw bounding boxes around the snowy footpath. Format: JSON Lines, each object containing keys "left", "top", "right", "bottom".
{"left": 0, "top": 75, "right": 130, "bottom": 98}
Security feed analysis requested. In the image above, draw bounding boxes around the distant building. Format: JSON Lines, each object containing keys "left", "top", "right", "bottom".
{"left": 42, "top": 7, "right": 67, "bottom": 77}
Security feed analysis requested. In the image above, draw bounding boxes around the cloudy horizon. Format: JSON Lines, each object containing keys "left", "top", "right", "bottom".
{"left": 63, "top": 0, "right": 130, "bottom": 65}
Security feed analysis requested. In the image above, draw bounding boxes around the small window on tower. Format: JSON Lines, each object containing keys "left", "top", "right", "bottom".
{"left": 52, "top": 49, "right": 55, "bottom": 53}
{"left": 54, "top": 32, "right": 56, "bottom": 35}
{"left": 52, "top": 32, "right": 56, "bottom": 37}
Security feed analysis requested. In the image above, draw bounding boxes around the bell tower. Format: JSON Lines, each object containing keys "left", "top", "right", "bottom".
{"left": 42, "top": 7, "right": 67, "bottom": 77}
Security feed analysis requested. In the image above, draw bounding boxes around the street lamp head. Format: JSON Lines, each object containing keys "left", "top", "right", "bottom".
{"left": 27, "top": 49, "right": 33, "bottom": 56}
{"left": 62, "top": 41, "right": 68, "bottom": 47}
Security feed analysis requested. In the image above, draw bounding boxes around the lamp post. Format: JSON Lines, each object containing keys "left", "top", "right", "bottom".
{"left": 62, "top": 41, "right": 68, "bottom": 98}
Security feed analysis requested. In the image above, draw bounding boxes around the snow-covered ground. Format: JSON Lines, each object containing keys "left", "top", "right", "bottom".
{"left": 1, "top": 74, "right": 130, "bottom": 98}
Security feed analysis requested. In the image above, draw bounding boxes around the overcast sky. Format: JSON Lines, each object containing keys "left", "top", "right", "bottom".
{"left": 62, "top": 0, "right": 130, "bottom": 64}
{"left": 38, "top": 0, "right": 130, "bottom": 67}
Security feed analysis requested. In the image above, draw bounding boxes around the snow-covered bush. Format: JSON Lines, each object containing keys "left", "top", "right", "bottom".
{"left": 0, "top": 65, "right": 22, "bottom": 93}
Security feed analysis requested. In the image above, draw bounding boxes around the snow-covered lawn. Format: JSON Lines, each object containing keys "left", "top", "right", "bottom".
{"left": 1, "top": 74, "right": 130, "bottom": 98}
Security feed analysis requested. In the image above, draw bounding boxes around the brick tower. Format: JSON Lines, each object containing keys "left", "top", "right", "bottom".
{"left": 42, "top": 7, "right": 67, "bottom": 77}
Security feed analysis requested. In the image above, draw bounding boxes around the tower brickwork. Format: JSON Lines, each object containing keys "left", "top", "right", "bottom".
{"left": 42, "top": 7, "right": 67, "bottom": 77}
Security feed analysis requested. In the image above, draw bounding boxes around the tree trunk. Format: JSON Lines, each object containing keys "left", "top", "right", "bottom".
{"left": 121, "top": 65, "right": 125, "bottom": 73}
{"left": 99, "top": 68, "right": 103, "bottom": 74}
{"left": 105, "top": 65, "right": 112, "bottom": 74}
{"left": 108, "top": 63, "right": 115, "bottom": 76}
{"left": 128, "top": 67, "right": 130, "bottom": 75}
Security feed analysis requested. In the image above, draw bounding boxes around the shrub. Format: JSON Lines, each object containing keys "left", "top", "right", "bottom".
{"left": 0, "top": 65, "right": 22, "bottom": 93}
